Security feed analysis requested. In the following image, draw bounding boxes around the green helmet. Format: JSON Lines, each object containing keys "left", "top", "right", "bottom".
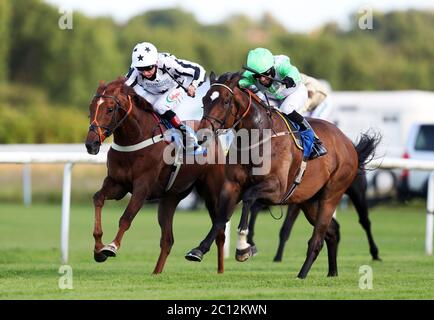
{"left": 246, "top": 48, "right": 274, "bottom": 74}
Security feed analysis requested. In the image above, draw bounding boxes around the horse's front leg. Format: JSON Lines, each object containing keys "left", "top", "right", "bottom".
{"left": 236, "top": 177, "right": 281, "bottom": 262}
{"left": 100, "top": 185, "right": 147, "bottom": 257}
{"left": 185, "top": 180, "right": 240, "bottom": 270}
{"left": 246, "top": 201, "right": 266, "bottom": 256}
{"left": 93, "top": 177, "right": 127, "bottom": 262}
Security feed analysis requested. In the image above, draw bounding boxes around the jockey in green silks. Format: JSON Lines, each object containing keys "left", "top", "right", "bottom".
{"left": 239, "top": 47, "right": 327, "bottom": 160}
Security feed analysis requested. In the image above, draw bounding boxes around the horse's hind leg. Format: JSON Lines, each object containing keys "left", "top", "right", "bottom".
{"left": 298, "top": 197, "right": 341, "bottom": 279}
{"left": 274, "top": 204, "right": 301, "bottom": 262}
{"left": 153, "top": 194, "right": 183, "bottom": 274}
{"left": 93, "top": 177, "right": 127, "bottom": 262}
{"left": 346, "top": 175, "right": 381, "bottom": 260}
{"left": 324, "top": 218, "right": 340, "bottom": 277}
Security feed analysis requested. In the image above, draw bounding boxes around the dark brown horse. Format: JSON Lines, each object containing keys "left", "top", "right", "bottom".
{"left": 188, "top": 72, "right": 379, "bottom": 278}
{"left": 247, "top": 168, "right": 381, "bottom": 262}
{"left": 85, "top": 77, "right": 226, "bottom": 274}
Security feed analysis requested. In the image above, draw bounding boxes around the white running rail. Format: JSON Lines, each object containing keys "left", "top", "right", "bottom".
{"left": 1, "top": 151, "right": 434, "bottom": 263}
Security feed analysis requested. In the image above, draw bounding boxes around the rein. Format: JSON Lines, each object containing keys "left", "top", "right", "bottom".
{"left": 89, "top": 92, "right": 164, "bottom": 152}
{"left": 203, "top": 82, "right": 293, "bottom": 150}
{"left": 203, "top": 83, "right": 252, "bottom": 133}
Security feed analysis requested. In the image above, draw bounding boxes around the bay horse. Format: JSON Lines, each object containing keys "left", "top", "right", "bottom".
{"left": 247, "top": 168, "right": 381, "bottom": 262}
{"left": 188, "top": 72, "right": 380, "bottom": 278}
{"left": 85, "top": 77, "right": 226, "bottom": 274}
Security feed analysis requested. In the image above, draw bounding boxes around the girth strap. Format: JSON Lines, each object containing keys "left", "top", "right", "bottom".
{"left": 111, "top": 135, "right": 165, "bottom": 152}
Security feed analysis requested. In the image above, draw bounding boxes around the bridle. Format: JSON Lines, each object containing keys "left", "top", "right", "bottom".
{"left": 89, "top": 93, "right": 133, "bottom": 143}
{"left": 202, "top": 83, "right": 252, "bottom": 134}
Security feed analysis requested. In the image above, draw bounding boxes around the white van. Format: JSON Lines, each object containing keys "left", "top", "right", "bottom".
{"left": 398, "top": 123, "right": 434, "bottom": 200}
{"left": 329, "top": 91, "right": 434, "bottom": 198}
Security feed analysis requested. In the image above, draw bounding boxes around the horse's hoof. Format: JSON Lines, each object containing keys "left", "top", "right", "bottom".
{"left": 94, "top": 250, "right": 108, "bottom": 263}
{"left": 250, "top": 245, "right": 258, "bottom": 257}
{"left": 100, "top": 244, "right": 117, "bottom": 257}
{"left": 185, "top": 248, "right": 203, "bottom": 262}
{"left": 273, "top": 256, "right": 282, "bottom": 262}
{"left": 235, "top": 247, "right": 252, "bottom": 262}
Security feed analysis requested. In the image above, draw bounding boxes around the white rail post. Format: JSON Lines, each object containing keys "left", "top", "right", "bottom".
{"left": 224, "top": 221, "right": 230, "bottom": 258}
{"left": 22, "top": 164, "right": 32, "bottom": 207}
{"left": 61, "top": 162, "right": 74, "bottom": 264}
{"left": 426, "top": 172, "right": 434, "bottom": 255}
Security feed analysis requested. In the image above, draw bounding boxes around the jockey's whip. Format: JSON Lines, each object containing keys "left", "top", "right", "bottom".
{"left": 242, "top": 65, "right": 287, "bottom": 85}
{"left": 162, "top": 66, "right": 195, "bottom": 98}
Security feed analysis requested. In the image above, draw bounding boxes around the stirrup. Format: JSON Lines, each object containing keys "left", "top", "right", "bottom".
{"left": 309, "top": 139, "right": 327, "bottom": 160}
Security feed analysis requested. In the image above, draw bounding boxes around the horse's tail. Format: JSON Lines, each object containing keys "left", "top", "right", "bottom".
{"left": 354, "top": 131, "right": 382, "bottom": 172}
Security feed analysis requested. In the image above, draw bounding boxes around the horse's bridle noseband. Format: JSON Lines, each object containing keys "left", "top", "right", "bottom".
{"left": 203, "top": 83, "right": 252, "bottom": 134}
{"left": 89, "top": 93, "right": 133, "bottom": 143}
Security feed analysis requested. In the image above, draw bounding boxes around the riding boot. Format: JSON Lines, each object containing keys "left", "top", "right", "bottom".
{"left": 287, "top": 110, "right": 327, "bottom": 160}
{"left": 179, "top": 124, "right": 205, "bottom": 155}
{"left": 161, "top": 110, "right": 204, "bottom": 155}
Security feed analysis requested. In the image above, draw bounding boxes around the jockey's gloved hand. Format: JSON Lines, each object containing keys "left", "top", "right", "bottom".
{"left": 282, "top": 76, "right": 295, "bottom": 88}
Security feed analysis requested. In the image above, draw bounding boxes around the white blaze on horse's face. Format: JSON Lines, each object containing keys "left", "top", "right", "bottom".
{"left": 210, "top": 91, "right": 219, "bottom": 101}
{"left": 96, "top": 98, "right": 104, "bottom": 107}
{"left": 96, "top": 90, "right": 106, "bottom": 108}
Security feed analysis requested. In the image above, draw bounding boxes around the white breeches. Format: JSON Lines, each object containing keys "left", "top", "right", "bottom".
{"left": 143, "top": 87, "right": 185, "bottom": 115}
{"left": 259, "top": 82, "right": 308, "bottom": 114}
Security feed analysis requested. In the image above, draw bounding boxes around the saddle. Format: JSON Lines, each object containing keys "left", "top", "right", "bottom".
{"left": 247, "top": 90, "right": 304, "bottom": 152}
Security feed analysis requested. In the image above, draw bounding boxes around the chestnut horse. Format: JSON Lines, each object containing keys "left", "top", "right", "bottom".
{"left": 247, "top": 168, "right": 381, "bottom": 262}
{"left": 188, "top": 72, "right": 379, "bottom": 278}
{"left": 85, "top": 77, "right": 226, "bottom": 274}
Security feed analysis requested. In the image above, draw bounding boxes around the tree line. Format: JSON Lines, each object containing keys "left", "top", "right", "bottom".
{"left": 0, "top": 0, "right": 433, "bottom": 142}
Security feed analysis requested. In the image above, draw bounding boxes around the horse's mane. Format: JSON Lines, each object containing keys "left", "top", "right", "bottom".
{"left": 217, "top": 72, "right": 242, "bottom": 84}
{"left": 97, "top": 76, "right": 154, "bottom": 113}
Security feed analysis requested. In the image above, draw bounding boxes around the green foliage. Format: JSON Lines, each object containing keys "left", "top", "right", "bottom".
{"left": 1, "top": 2, "right": 433, "bottom": 143}
{"left": 0, "top": 0, "right": 11, "bottom": 83}
{"left": 0, "top": 84, "right": 88, "bottom": 143}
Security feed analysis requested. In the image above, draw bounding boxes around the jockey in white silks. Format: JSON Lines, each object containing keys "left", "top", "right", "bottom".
{"left": 125, "top": 42, "right": 206, "bottom": 154}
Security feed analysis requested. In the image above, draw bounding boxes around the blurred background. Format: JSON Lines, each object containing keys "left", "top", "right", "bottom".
{"left": 0, "top": 0, "right": 433, "bottom": 205}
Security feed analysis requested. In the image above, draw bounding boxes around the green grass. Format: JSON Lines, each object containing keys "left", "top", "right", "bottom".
{"left": 0, "top": 201, "right": 433, "bottom": 299}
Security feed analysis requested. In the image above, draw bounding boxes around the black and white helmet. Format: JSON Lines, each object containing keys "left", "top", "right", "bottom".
{"left": 131, "top": 42, "right": 158, "bottom": 68}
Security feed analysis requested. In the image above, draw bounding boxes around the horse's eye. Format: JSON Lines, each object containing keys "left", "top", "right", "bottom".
{"left": 108, "top": 107, "right": 114, "bottom": 113}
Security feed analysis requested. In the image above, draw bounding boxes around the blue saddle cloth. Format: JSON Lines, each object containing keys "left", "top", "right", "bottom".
{"left": 287, "top": 120, "right": 314, "bottom": 159}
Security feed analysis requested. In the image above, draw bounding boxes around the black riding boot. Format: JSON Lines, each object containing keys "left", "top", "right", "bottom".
{"left": 287, "top": 110, "right": 327, "bottom": 160}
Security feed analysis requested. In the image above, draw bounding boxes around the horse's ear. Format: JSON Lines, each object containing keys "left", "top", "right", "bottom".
{"left": 99, "top": 80, "right": 105, "bottom": 86}
{"left": 209, "top": 71, "right": 217, "bottom": 84}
